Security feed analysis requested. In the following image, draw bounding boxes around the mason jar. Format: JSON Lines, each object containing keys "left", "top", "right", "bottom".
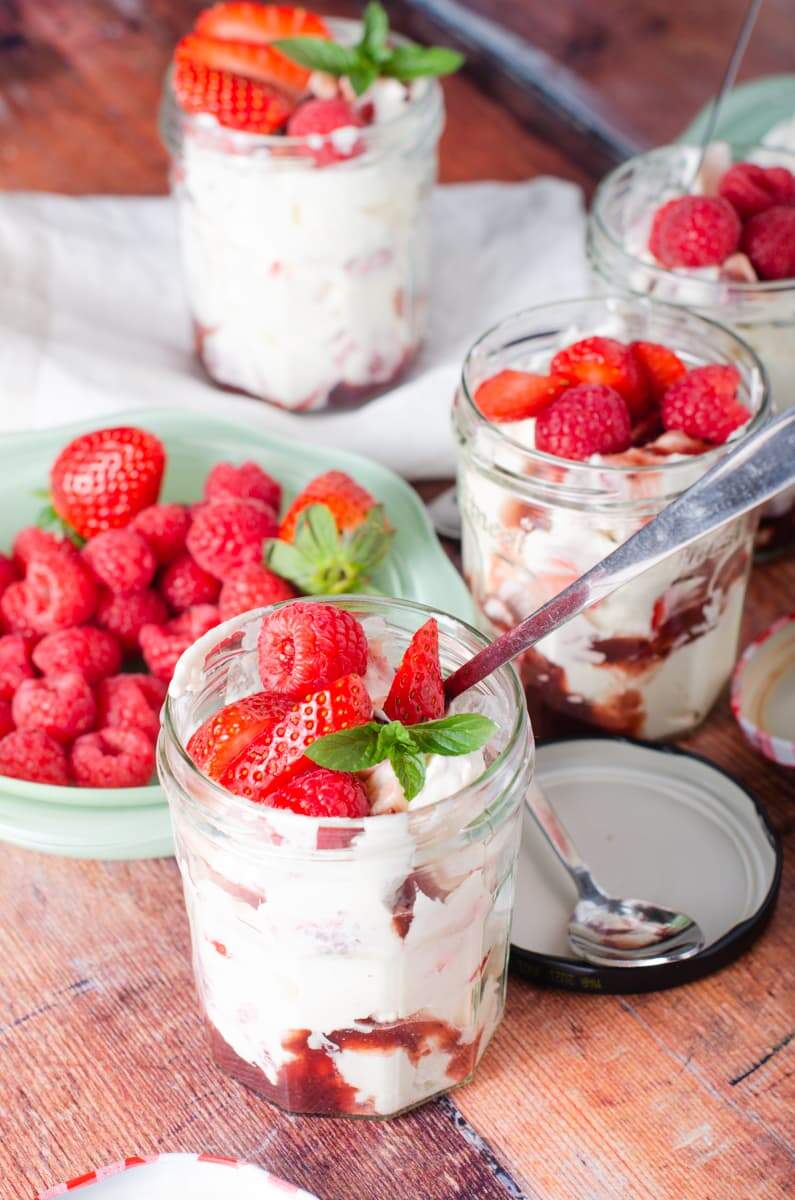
{"left": 588, "top": 143, "right": 795, "bottom": 555}
{"left": 158, "top": 595, "right": 532, "bottom": 1119}
{"left": 159, "top": 19, "right": 443, "bottom": 413}
{"left": 454, "top": 296, "right": 770, "bottom": 741}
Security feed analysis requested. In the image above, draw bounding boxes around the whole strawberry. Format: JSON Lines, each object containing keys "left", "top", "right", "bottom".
{"left": 50, "top": 426, "right": 166, "bottom": 540}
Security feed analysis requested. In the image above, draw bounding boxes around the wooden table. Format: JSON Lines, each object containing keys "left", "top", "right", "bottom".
{"left": 1, "top": 4, "right": 794, "bottom": 1198}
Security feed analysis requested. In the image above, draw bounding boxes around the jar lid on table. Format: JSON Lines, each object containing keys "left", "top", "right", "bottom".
{"left": 35, "top": 1153, "right": 318, "bottom": 1199}
{"left": 732, "top": 613, "right": 795, "bottom": 768}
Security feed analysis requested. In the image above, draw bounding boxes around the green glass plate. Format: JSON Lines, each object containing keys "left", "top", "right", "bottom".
{"left": 678, "top": 74, "right": 795, "bottom": 145}
{"left": 1, "top": 407, "right": 473, "bottom": 860}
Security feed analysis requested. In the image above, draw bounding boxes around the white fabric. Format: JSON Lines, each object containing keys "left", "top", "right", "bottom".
{"left": 0, "top": 180, "right": 586, "bottom": 478}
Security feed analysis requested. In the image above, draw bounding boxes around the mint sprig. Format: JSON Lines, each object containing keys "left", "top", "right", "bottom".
{"left": 265, "top": 503, "right": 392, "bottom": 596}
{"left": 305, "top": 713, "right": 495, "bottom": 801}
{"left": 274, "top": 1, "right": 465, "bottom": 97}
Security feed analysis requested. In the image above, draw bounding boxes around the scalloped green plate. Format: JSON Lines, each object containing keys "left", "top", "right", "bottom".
{"left": 678, "top": 74, "right": 795, "bottom": 146}
{"left": 0, "top": 407, "right": 472, "bottom": 859}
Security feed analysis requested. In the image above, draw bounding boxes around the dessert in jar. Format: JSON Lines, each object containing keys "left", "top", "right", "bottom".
{"left": 158, "top": 596, "right": 532, "bottom": 1118}
{"left": 454, "top": 296, "right": 769, "bottom": 741}
{"left": 587, "top": 142, "right": 795, "bottom": 556}
{"left": 160, "top": 3, "right": 460, "bottom": 412}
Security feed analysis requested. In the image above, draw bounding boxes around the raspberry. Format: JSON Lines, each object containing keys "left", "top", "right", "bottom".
{"left": 535, "top": 384, "right": 632, "bottom": 460}
{"left": 159, "top": 553, "right": 221, "bottom": 611}
{"left": 10, "top": 549, "right": 97, "bottom": 635}
{"left": 269, "top": 766, "right": 370, "bottom": 817}
{"left": 630, "top": 341, "right": 687, "bottom": 402}
{"left": 741, "top": 206, "right": 795, "bottom": 281}
{"left": 648, "top": 195, "right": 741, "bottom": 268}
{"left": 12, "top": 671, "right": 96, "bottom": 743}
{"left": 551, "top": 337, "right": 649, "bottom": 417}
{"left": 257, "top": 602, "right": 368, "bottom": 699}
{"left": 0, "top": 634, "right": 35, "bottom": 700}
{"left": 32, "top": 625, "right": 122, "bottom": 684}
{"left": 131, "top": 503, "right": 191, "bottom": 564}
{"left": 474, "top": 371, "right": 568, "bottom": 422}
{"left": 0, "top": 554, "right": 17, "bottom": 598}
{"left": 218, "top": 564, "right": 296, "bottom": 622}
{"left": 287, "top": 98, "right": 364, "bottom": 165}
{"left": 718, "top": 162, "right": 795, "bottom": 219}
{"left": 0, "top": 700, "right": 13, "bottom": 739}
{"left": 139, "top": 604, "right": 220, "bottom": 681}
{"left": 71, "top": 727, "right": 154, "bottom": 788}
{"left": 95, "top": 587, "right": 169, "bottom": 652}
{"left": 204, "top": 460, "right": 282, "bottom": 513}
{"left": 12, "top": 527, "right": 71, "bottom": 571}
{"left": 0, "top": 729, "right": 71, "bottom": 785}
{"left": 662, "top": 365, "right": 750, "bottom": 444}
{"left": 96, "top": 673, "right": 167, "bottom": 741}
{"left": 1, "top": 584, "right": 38, "bottom": 636}
{"left": 186, "top": 499, "right": 278, "bottom": 578}
{"left": 82, "top": 528, "right": 157, "bottom": 593}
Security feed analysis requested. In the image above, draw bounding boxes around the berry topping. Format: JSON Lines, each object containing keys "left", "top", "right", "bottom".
{"left": 0, "top": 554, "right": 17, "bottom": 598}
{"left": 82, "top": 528, "right": 157, "bottom": 594}
{"left": 0, "top": 730, "right": 71, "bottom": 786}
{"left": 257, "top": 601, "right": 368, "bottom": 698}
{"left": 287, "top": 98, "right": 364, "bottom": 165}
{"left": 218, "top": 563, "right": 296, "bottom": 622}
{"left": 94, "top": 587, "right": 169, "bottom": 652}
{"left": 195, "top": 3, "right": 331, "bottom": 45}
{"left": 662, "top": 365, "right": 750, "bottom": 445}
{"left": 187, "top": 498, "right": 278, "bottom": 578}
{"left": 741, "top": 205, "right": 795, "bottom": 281}
{"left": 131, "top": 504, "right": 191, "bottom": 564}
{"left": 32, "top": 626, "right": 122, "bottom": 684}
{"left": 474, "top": 371, "right": 569, "bottom": 422}
{"left": 0, "top": 700, "right": 14, "bottom": 740}
{"left": 718, "top": 162, "right": 795, "bottom": 219}
{"left": 630, "top": 341, "right": 687, "bottom": 402}
{"left": 12, "top": 527, "right": 71, "bottom": 571}
{"left": 187, "top": 691, "right": 292, "bottom": 779}
{"left": 139, "top": 605, "right": 220, "bottom": 682}
{"left": 173, "top": 58, "right": 294, "bottom": 134}
{"left": 551, "top": 337, "right": 649, "bottom": 418}
{"left": 71, "top": 727, "right": 155, "bottom": 789}
{"left": 15, "top": 550, "right": 97, "bottom": 635}
{"left": 159, "top": 553, "right": 221, "bottom": 611}
{"left": 0, "top": 634, "right": 35, "bottom": 701}
{"left": 278, "top": 471, "right": 375, "bottom": 543}
{"left": 12, "top": 672, "right": 96, "bottom": 744}
{"left": 96, "top": 674, "right": 168, "bottom": 742}
{"left": 50, "top": 426, "right": 165, "bottom": 540}
{"left": 384, "top": 617, "right": 445, "bottom": 724}
{"left": 535, "top": 383, "right": 632, "bottom": 461}
{"left": 175, "top": 33, "right": 309, "bottom": 100}
{"left": 648, "top": 195, "right": 741, "bottom": 269}
{"left": 204, "top": 460, "right": 282, "bottom": 512}
{"left": 269, "top": 766, "right": 369, "bottom": 818}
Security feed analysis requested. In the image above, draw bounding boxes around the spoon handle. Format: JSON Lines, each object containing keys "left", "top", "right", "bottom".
{"left": 691, "top": 0, "right": 764, "bottom": 180}
{"left": 445, "top": 404, "right": 795, "bottom": 702}
{"left": 525, "top": 785, "right": 605, "bottom": 902}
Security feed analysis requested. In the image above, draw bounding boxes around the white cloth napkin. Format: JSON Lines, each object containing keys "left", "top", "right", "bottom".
{"left": 0, "top": 180, "right": 586, "bottom": 479}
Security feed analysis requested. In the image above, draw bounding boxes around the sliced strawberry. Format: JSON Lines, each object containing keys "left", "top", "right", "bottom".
{"left": 474, "top": 371, "right": 569, "bottom": 423}
{"left": 187, "top": 691, "right": 292, "bottom": 780}
{"left": 195, "top": 3, "right": 331, "bottom": 45}
{"left": 551, "top": 337, "right": 649, "bottom": 419}
{"left": 173, "top": 58, "right": 294, "bottom": 133}
{"left": 175, "top": 32, "right": 309, "bottom": 96}
{"left": 384, "top": 618, "right": 445, "bottom": 725}
{"left": 268, "top": 766, "right": 369, "bottom": 818}
{"left": 630, "top": 341, "right": 687, "bottom": 403}
{"left": 278, "top": 471, "right": 376, "bottom": 543}
{"left": 221, "top": 673, "right": 372, "bottom": 802}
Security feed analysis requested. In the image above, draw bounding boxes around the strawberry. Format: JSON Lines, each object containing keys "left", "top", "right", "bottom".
{"left": 173, "top": 58, "right": 294, "bottom": 134}
{"left": 279, "top": 471, "right": 375, "bottom": 543}
{"left": 218, "top": 563, "right": 296, "bottom": 622}
{"left": 50, "top": 426, "right": 166, "bottom": 540}
{"left": 269, "top": 766, "right": 369, "bottom": 817}
{"left": 535, "top": 384, "right": 632, "bottom": 461}
{"left": 187, "top": 691, "right": 292, "bottom": 780}
{"left": 474, "top": 371, "right": 569, "bottom": 423}
{"left": 551, "top": 337, "right": 649, "bottom": 418}
{"left": 204, "top": 460, "right": 282, "bottom": 512}
{"left": 630, "top": 341, "right": 687, "bottom": 403}
{"left": 257, "top": 601, "right": 368, "bottom": 699}
{"left": 195, "top": 3, "right": 331, "bottom": 45}
{"left": 175, "top": 33, "right": 309, "bottom": 99}
{"left": 384, "top": 617, "right": 445, "bottom": 724}
{"left": 187, "top": 498, "right": 278, "bottom": 578}
{"left": 221, "top": 673, "right": 372, "bottom": 802}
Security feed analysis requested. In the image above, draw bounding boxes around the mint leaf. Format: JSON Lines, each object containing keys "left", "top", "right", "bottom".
{"left": 408, "top": 714, "right": 496, "bottom": 756}
{"left": 376, "top": 721, "right": 416, "bottom": 758}
{"left": 347, "top": 60, "right": 379, "bottom": 96}
{"left": 389, "top": 747, "right": 426, "bottom": 801}
{"left": 305, "top": 722, "right": 383, "bottom": 771}
{"left": 360, "top": 2, "right": 390, "bottom": 63}
{"left": 384, "top": 44, "right": 465, "bottom": 80}
{"left": 273, "top": 37, "right": 361, "bottom": 77}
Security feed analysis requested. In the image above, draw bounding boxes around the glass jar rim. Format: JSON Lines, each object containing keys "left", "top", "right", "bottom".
{"left": 160, "top": 594, "right": 531, "bottom": 837}
{"left": 591, "top": 142, "right": 795, "bottom": 299}
{"left": 458, "top": 293, "right": 771, "bottom": 481}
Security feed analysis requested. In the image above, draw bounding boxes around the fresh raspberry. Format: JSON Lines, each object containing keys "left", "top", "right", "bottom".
{"left": 82, "top": 528, "right": 157, "bottom": 593}
{"left": 10, "top": 549, "right": 97, "bottom": 635}
{"left": 218, "top": 564, "right": 296, "bottom": 622}
{"left": 94, "top": 586, "right": 169, "bottom": 651}
{"left": 741, "top": 206, "right": 795, "bottom": 281}
{"left": 96, "top": 674, "right": 167, "bottom": 741}
{"left": 384, "top": 618, "right": 445, "bottom": 724}
{"left": 278, "top": 471, "right": 376, "bottom": 543}
{"left": 159, "top": 553, "right": 221, "bottom": 611}
{"left": 139, "top": 604, "right": 220, "bottom": 681}
{"left": 474, "top": 371, "right": 569, "bottom": 422}
{"left": 0, "top": 700, "right": 13, "bottom": 739}
{"left": 186, "top": 499, "right": 278, "bottom": 578}
{"left": 131, "top": 504, "right": 191, "bottom": 564}
{"left": 32, "top": 625, "right": 122, "bottom": 684}
{"left": 0, "top": 584, "right": 37, "bottom": 636}
{"left": 269, "top": 767, "right": 369, "bottom": 817}
{"left": 222, "top": 673, "right": 373, "bottom": 803}
{"left": 287, "top": 99, "right": 364, "bottom": 166}
{"left": 71, "top": 727, "right": 154, "bottom": 788}
{"left": 551, "top": 337, "right": 648, "bottom": 418}
{"left": 12, "top": 671, "right": 96, "bottom": 744}
{"left": 257, "top": 602, "right": 368, "bottom": 699}
{"left": 187, "top": 691, "right": 292, "bottom": 780}
{"left": 630, "top": 341, "right": 687, "bottom": 402}
{"left": 204, "top": 461, "right": 282, "bottom": 513}
{"left": 718, "top": 162, "right": 795, "bottom": 219}
{"left": 0, "top": 554, "right": 17, "bottom": 598}
{"left": 648, "top": 195, "right": 741, "bottom": 268}
{"left": 0, "top": 634, "right": 35, "bottom": 700}
{"left": 12, "top": 527, "right": 71, "bottom": 571}
{"left": 0, "top": 729, "right": 71, "bottom": 785}
{"left": 662, "top": 365, "right": 749, "bottom": 444}
{"left": 535, "top": 384, "right": 632, "bottom": 460}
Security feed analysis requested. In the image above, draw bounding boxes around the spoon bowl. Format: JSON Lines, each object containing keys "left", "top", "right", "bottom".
{"left": 568, "top": 894, "right": 704, "bottom": 969}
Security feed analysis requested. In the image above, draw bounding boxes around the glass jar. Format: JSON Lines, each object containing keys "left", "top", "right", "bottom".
{"left": 159, "top": 19, "right": 443, "bottom": 414}
{"left": 158, "top": 595, "right": 532, "bottom": 1119}
{"left": 588, "top": 143, "right": 795, "bottom": 556}
{"left": 454, "top": 296, "right": 770, "bottom": 741}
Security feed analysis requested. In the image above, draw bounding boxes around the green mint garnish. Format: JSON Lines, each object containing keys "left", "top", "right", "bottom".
{"left": 265, "top": 503, "right": 392, "bottom": 596}
{"left": 274, "top": 1, "right": 465, "bottom": 96}
{"left": 305, "top": 713, "right": 496, "bottom": 801}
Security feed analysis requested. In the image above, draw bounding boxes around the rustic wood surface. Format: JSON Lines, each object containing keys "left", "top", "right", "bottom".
{"left": 1, "top": 3, "right": 794, "bottom": 1199}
